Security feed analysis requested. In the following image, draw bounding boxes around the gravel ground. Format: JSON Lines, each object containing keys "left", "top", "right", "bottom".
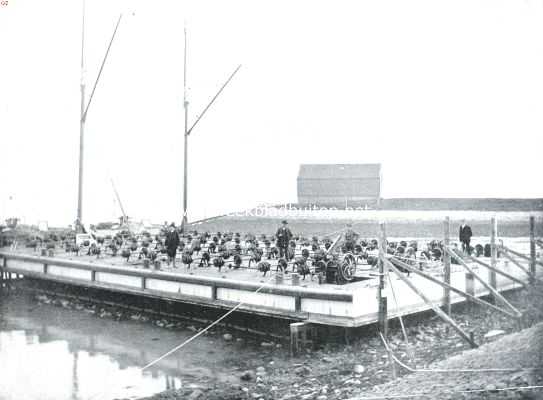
{"left": 352, "top": 322, "right": 543, "bottom": 400}
{"left": 132, "top": 282, "right": 543, "bottom": 400}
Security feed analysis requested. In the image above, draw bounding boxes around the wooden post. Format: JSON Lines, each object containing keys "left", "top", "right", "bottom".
{"left": 295, "top": 295, "right": 302, "bottom": 312}
{"left": 490, "top": 217, "right": 498, "bottom": 302}
{"left": 378, "top": 223, "right": 396, "bottom": 378}
{"left": 443, "top": 217, "right": 451, "bottom": 315}
{"left": 444, "top": 246, "right": 522, "bottom": 318}
{"left": 501, "top": 246, "right": 543, "bottom": 267}
{"left": 468, "top": 255, "right": 527, "bottom": 288}
{"left": 211, "top": 284, "right": 217, "bottom": 301}
{"left": 500, "top": 250, "right": 537, "bottom": 282}
{"left": 465, "top": 273, "right": 475, "bottom": 296}
{"left": 290, "top": 322, "right": 309, "bottom": 356}
{"left": 530, "top": 216, "right": 536, "bottom": 284}
{"left": 390, "top": 257, "right": 517, "bottom": 319}
{"left": 378, "top": 223, "right": 388, "bottom": 338}
{"left": 0, "top": 258, "right": 3, "bottom": 292}
{"left": 385, "top": 258, "right": 478, "bottom": 348}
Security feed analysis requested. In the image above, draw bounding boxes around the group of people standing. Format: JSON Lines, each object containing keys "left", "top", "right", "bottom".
{"left": 160, "top": 218, "right": 474, "bottom": 268}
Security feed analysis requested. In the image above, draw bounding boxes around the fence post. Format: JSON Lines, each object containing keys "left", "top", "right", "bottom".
{"left": 379, "top": 223, "right": 397, "bottom": 378}
{"left": 490, "top": 217, "right": 498, "bottom": 302}
{"left": 378, "top": 223, "right": 388, "bottom": 338}
{"left": 443, "top": 217, "right": 451, "bottom": 315}
{"left": 530, "top": 216, "right": 536, "bottom": 284}
{"left": 465, "top": 272, "right": 475, "bottom": 296}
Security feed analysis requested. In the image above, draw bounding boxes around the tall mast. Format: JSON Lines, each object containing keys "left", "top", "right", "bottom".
{"left": 76, "top": 0, "right": 86, "bottom": 231}
{"left": 180, "top": 26, "right": 241, "bottom": 231}
{"left": 75, "top": 6, "right": 122, "bottom": 232}
{"left": 182, "top": 24, "right": 189, "bottom": 229}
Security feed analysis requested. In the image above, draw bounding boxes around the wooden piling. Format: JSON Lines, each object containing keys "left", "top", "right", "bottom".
{"left": 0, "top": 258, "right": 4, "bottom": 292}
{"left": 378, "top": 223, "right": 397, "bottom": 378}
{"left": 530, "top": 216, "right": 536, "bottom": 284}
{"left": 465, "top": 272, "right": 475, "bottom": 296}
{"left": 377, "top": 223, "right": 388, "bottom": 338}
{"left": 490, "top": 217, "right": 498, "bottom": 301}
{"left": 385, "top": 258, "right": 478, "bottom": 348}
{"left": 290, "top": 322, "right": 312, "bottom": 356}
{"left": 443, "top": 217, "right": 451, "bottom": 315}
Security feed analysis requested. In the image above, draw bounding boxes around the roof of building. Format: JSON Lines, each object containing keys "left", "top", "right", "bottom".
{"left": 298, "top": 164, "right": 381, "bottom": 180}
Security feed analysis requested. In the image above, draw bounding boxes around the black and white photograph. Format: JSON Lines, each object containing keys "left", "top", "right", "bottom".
{"left": 1, "top": 1, "right": 543, "bottom": 399}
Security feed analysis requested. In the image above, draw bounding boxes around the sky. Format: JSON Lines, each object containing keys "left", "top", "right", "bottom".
{"left": 1, "top": 0, "right": 543, "bottom": 226}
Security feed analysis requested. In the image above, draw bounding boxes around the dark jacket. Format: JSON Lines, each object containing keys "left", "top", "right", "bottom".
{"left": 276, "top": 226, "right": 293, "bottom": 248}
{"left": 459, "top": 225, "right": 472, "bottom": 243}
{"left": 344, "top": 228, "right": 359, "bottom": 243}
{"left": 165, "top": 230, "right": 180, "bottom": 250}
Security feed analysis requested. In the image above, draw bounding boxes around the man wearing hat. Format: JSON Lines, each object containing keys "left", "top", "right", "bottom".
{"left": 165, "top": 222, "right": 181, "bottom": 267}
{"left": 276, "top": 220, "right": 293, "bottom": 259}
{"left": 344, "top": 222, "right": 359, "bottom": 253}
{"left": 459, "top": 219, "right": 473, "bottom": 255}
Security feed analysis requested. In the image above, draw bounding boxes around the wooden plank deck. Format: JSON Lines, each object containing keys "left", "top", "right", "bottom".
{"left": 1, "top": 249, "right": 541, "bottom": 327}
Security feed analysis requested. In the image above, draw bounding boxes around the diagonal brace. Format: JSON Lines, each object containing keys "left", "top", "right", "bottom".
{"left": 383, "top": 257, "right": 478, "bottom": 348}
{"left": 390, "top": 257, "right": 519, "bottom": 319}
{"left": 467, "top": 255, "right": 527, "bottom": 288}
{"left": 444, "top": 247, "right": 522, "bottom": 318}
{"left": 501, "top": 245, "right": 543, "bottom": 268}
{"left": 500, "top": 250, "right": 538, "bottom": 282}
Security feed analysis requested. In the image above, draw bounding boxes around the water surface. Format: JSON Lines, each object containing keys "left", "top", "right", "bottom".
{"left": 0, "top": 295, "right": 258, "bottom": 400}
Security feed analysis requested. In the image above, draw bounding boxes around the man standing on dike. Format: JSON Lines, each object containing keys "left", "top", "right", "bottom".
{"left": 459, "top": 219, "right": 473, "bottom": 255}
{"left": 165, "top": 223, "right": 181, "bottom": 267}
{"left": 275, "top": 220, "right": 293, "bottom": 259}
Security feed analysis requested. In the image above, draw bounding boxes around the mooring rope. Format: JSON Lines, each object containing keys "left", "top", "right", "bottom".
{"left": 87, "top": 272, "right": 279, "bottom": 400}
{"left": 140, "top": 273, "right": 276, "bottom": 371}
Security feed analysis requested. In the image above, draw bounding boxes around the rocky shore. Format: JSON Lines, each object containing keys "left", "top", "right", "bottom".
{"left": 355, "top": 322, "right": 543, "bottom": 400}
{"left": 18, "top": 280, "right": 543, "bottom": 400}
{"left": 130, "top": 282, "right": 543, "bottom": 400}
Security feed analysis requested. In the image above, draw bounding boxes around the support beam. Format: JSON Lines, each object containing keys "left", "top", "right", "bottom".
{"left": 500, "top": 250, "right": 537, "bottom": 282}
{"left": 465, "top": 273, "right": 475, "bottom": 296}
{"left": 501, "top": 245, "right": 543, "bottom": 268}
{"left": 377, "top": 223, "right": 388, "bottom": 338}
{"left": 443, "top": 246, "right": 522, "bottom": 318}
{"left": 390, "top": 258, "right": 519, "bottom": 319}
{"left": 490, "top": 217, "right": 498, "bottom": 299}
{"left": 290, "top": 322, "right": 312, "bottom": 356}
{"left": 384, "top": 258, "right": 478, "bottom": 348}
{"left": 530, "top": 216, "right": 536, "bottom": 284}
{"left": 0, "top": 258, "right": 4, "bottom": 292}
{"left": 467, "top": 255, "right": 527, "bottom": 288}
{"left": 443, "top": 217, "right": 451, "bottom": 314}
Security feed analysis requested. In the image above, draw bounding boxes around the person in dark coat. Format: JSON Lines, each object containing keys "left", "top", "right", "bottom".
{"left": 165, "top": 223, "right": 181, "bottom": 267}
{"left": 275, "top": 220, "right": 293, "bottom": 259}
{"left": 459, "top": 220, "right": 473, "bottom": 255}
{"left": 343, "top": 223, "right": 359, "bottom": 252}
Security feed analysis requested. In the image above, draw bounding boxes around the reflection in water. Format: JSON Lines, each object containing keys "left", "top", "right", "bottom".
{"left": 0, "top": 296, "right": 253, "bottom": 400}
